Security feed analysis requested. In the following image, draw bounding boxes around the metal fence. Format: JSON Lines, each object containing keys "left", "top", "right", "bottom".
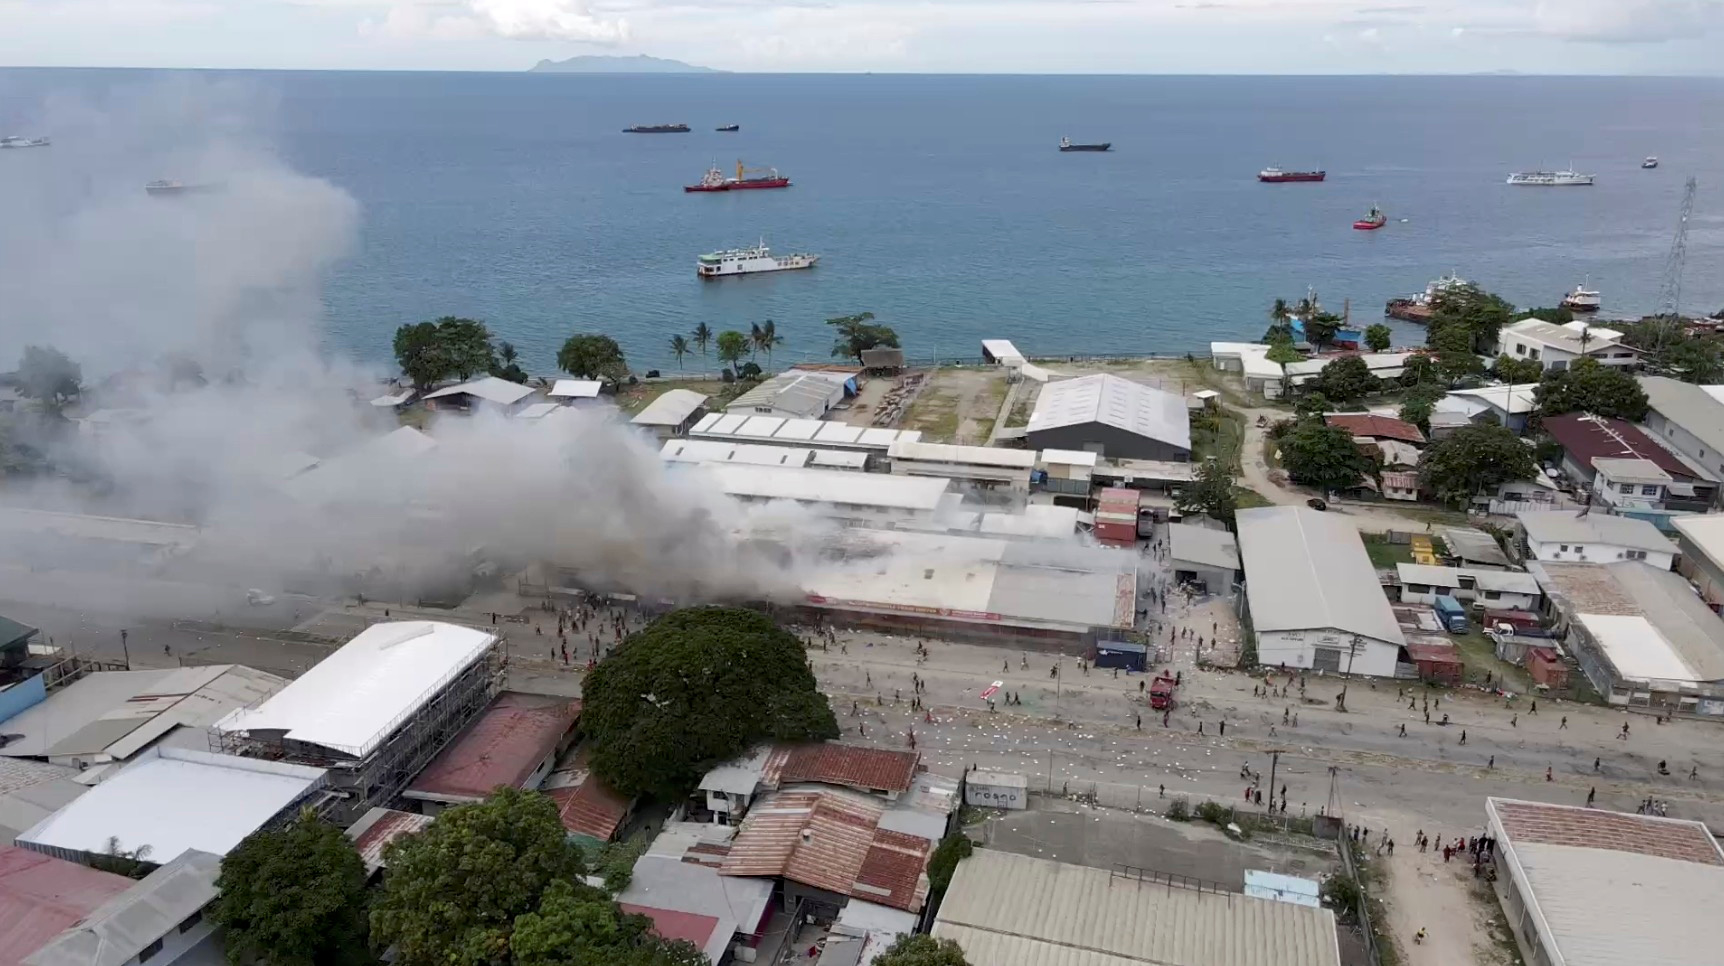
{"left": 1337, "top": 830, "right": 1385, "bottom": 966}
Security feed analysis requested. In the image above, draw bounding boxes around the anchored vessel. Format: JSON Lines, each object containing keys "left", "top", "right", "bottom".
{"left": 1560, "top": 281, "right": 1602, "bottom": 313}
{"left": 1353, "top": 205, "right": 1387, "bottom": 230}
{"left": 697, "top": 241, "right": 818, "bottom": 278}
{"left": 1059, "top": 137, "right": 1111, "bottom": 152}
{"left": 1385, "top": 272, "right": 1469, "bottom": 323}
{"left": 1506, "top": 169, "right": 1594, "bottom": 186}
{"left": 1642, "top": 157, "right": 1659, "bottom": 169}
{"left": 0, "top": 135, "right": 50, "bottom": 148}
{"left": 1258, "top": 167, "right": 1326, "bottom": 183}
{"left": 717, "top": 124, "right": 740, "bottom": 132}
{"left": 684, "top": 160, "right": 792, "bottom": 192}
{"left": 624, "top": 123, "right": 690, "bottom": 133}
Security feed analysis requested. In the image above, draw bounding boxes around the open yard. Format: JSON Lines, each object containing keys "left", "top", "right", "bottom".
{"left": 612, "top": 378, "right": 736, "bottom": 416}
{"left": 899, "top": 367, "right": 1009, "bottom": 443}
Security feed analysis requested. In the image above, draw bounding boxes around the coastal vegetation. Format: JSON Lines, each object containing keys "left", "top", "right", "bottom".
{"left": 556, "top": 333, "right": 629, "bottom": 382}
{"left": 1416, "top": 423, "right": 1537, "bottom": 507}
{"left": 1531, "top": 357, "right": 1648, "bottom": 422}
{"left": 1304, "top": 355, "right": 1378, "bottom": 404}
{"left": 14, "top": 344, "right": 82, "bottom": 415}
{"left": 668, "top": 334, "right": 690, "bottom": 368}
{"left": 1364, "top": 324, "right": 1392, "bottom": 352}
{"left": 748, "top": 320, "right": 784, "bottom": 362}
{"left": 714, "top": 330, "right": 750, "bottom": 374}
{"left": 213, "top": 810, "right": 374, "bottom": 966}
{"left": 392, "top": 317, "right": 500, "bottom": 391}
{"left": 690, "top": 322, "right": 713, "bottom": 358}
{"left": 1618, "top": 316, "right": 1724, "bottom": 384}
{"left": 1489, "top": 356, "right": 1545, "bottom": 385}
{"left": 827, "top": 311, "right": 901, "bottom": 363}
{"left": 580, "top": 607, "right": 839, "bottom": 799}
{"left": 1175, "top": 458, "right": 1240, "bottom": 528}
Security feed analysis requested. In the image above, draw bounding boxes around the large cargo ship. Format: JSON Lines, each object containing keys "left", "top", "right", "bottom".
{"left": 1258, "top": 167, "right": 1325, "bottom": 183}
{"left": 1506, "top": 169, "right": 1593, "bottom": 186}
{"left": 1385, "top": 272, "right": 1469, "bottom": 323}
{"left": 1059, "top": 137, "right": 1111, "bottom": 152}
{"left": 624, "top": 123, "right": 690, "bottom": 133}
{"left": 684, "top": 160, "right": 792, "bottom": 192}
{"left": 697, "top": 242, "right": 818, "bottom": 278}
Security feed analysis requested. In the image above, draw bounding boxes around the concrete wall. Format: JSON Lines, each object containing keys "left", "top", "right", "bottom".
{"left": 1526, "top": 537, "right": 1674, "bottom": 571}
{"left": 1644, "top": 409, "right": 1724, "bottom": 502}
{"left": 1254, "top": 628, "right": 1401, "bottom": 678}
{"left": 1675, "top": 536, "right": 1724, "bottom": 612}
{"left": 1171, "top": 560, "right": 1237, "bottom": 596}
{"left": 1399, "top": 583, "right": 1540, "bottom": 611}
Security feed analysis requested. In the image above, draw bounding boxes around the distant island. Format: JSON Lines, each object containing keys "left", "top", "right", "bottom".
{"left": 530, "top": 55, "right": 720, "bottom": 74}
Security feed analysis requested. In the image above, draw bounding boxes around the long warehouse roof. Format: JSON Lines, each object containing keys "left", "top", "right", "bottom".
{"left": 1236, "top": 507, "right": 1405, "bottom": 645}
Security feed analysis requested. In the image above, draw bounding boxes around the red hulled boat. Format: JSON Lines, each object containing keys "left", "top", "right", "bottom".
{"left": 1353, "top": 205, "right": 1387, "bottom": 230}
{"left": 684, "top": 159, "right": 792, "bottom": 192}
{"left": 1259, "top": 167, "right": 1326, "bottom": 183}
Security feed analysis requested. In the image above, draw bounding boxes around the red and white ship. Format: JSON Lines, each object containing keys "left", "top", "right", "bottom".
{"left": 1258, "top": 167, "right": 1326, "bottom": 183}
{"left": 1353, "top": 205, "right": 1387, "bottom": 230}
{"left": 684, "top": 159, "right": 792, "bottom": 192}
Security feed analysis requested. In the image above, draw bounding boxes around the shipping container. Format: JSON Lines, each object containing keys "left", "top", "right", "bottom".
{"left": 1092, "top": 640, "right": 1149, "bottom": 672}
{"left": 964, "top": 770, "right": 1028, "bottom": 810}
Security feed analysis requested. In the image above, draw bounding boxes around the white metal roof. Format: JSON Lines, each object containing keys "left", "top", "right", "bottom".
{"left": 23, "top": 848, "right": 222, "bottom": 966}
{"left": 1039, "top": 449, "right": 1098, "bottom": 468}
{"left": 1236, "top": 507, "right": 1406, "bottom": 645}
{"left": 690, "top": 414, "right": 922, "bottom": 451}
{"left": 215, "top": 621, "right": 496, "bottom": 758}
{"left": 934, "top": 849, "right": 1340, "bottom": 966}
{"left": 632, "top": 389, "right": 709, "bottom": 427}
{"left": 1576, "top": 614, "right": 1699, "bottom": 681}
{"left": 661, "top": 439, "right": 815, "bottom": 468}
{"left": 1168, "top": 523, "right": 1241, "bottom": 572}
{"left": 1518, "top": 511, "right": 1677, "bottom": 554}
{"left": 889, "top": 440, "right": 1038, "bottom": 469}
{"left": 1592, "top": 458, "right": 1672, "bottom": 485}
{"left": 512, "top": 402, "right": 561, "bottom": 420}
{"left": 705, "top": 464, "right": 951, "bottom": 512}
{"left": 814, "top": 422, "right": 866, "bottom": 444}
{"left": 1448, "top": 383, "right": 1541, "bottom": 415}
{"left": 548, "top": 379, "right": 603, "bottom": 399}
{"left": 736, "top": 415, "right": 788, "bottom": 438}
{"left": 810, "top": 450, "right": 870, "bottom": 470}
{"left": 981, "top": 339, "right": 1026, "bottom": 365}
{"left": 423, "top": 376, "right": 535, "bottom": 406}
{"left": 369, "top": 388, "right": 415, "bottom": 408}
{"left": 1028, "top": 374, "right": 1191, "bottom": 450}
{"left": 1672, "top": 513, "right": 1724, "bottom": 566}
{"left": 16, "top": 748, "right": 324, "bottom": 861}
{"left": 1505, "top": 318, "right": 1627, "bottom": 354}
{"left": 729, "top": 372, "right": 845, "bottom": 418}
{"left": 1395, "top": 564, "right": 1541, "bottom": 595}
{"left": 1284, "top": 352, "right": 1412, "bottom": 377}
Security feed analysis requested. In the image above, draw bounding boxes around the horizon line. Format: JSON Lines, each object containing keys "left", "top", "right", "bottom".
{"left": 3, "top": 64, "right": 1724, "bottom": 78}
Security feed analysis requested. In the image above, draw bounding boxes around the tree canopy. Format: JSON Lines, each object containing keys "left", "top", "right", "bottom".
{"left": 212, "top": 810, "right": 373, "bottom": 966}
{"left": 1278, "top": 421, "right": 1371, "bottom": 493}
{"left": 1306, "top": 356, "right": 1379, "bottom": 403}
{"left": 15, "top": 345, "right": 82, "bottom": 413}
{"left": 393, "top": 317, "right": 499, "bottom": 391}
{"left": 582, "top": 607, "right": 839, "bottom": 799}
{"left": 873, "top": 935, "right": 972, "bottom": 966}
{"left": 1428, "top": 285, "right": 1516, "bottom": 355}
{"left": 1174, "top": 458, "right": 1239, "bottom": 528}
{"left": 715, "top": 330, "right": 750, "bottom": 369}
{"left": 1489, "top": 355, "right": 1545, "bottom": 386}
{"left": 1397, "top": 354, "right": 1441, "bottom": 389}
{"left": 1521, "top": 306, "right": 1575, "bottom": 324}
{"left": 370, "top": 788, "right": 589, "bottom": 965}
{"left": 510, "top": 880, "right": 706, "bottom": 966}
{"left": 1397, "top": 382, "right": 1445, "bottom": 435}
{"left": 1417, "top": 423, "right": 1537, "bottom": 507}
{"left": 1532, "top": 358, "right": 1649, "bottom": 421}
{"left": 557, "top": 334, "right": 629, "bottom": 381}
{"left": 1363, "top": 324, "right": 1392, "bottom": 353}
{"left": 492, "top": 341, "right": 530, "bottom": 384}
{"left": 828, "top": 312, "right": 900, "bottom": 362}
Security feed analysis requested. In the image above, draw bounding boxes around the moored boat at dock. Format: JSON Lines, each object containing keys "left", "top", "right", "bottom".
{"left": 1642, "top": 157, "right": 1659, "bottom": 169}
{"left": 1385, "top": 272, "right": 1469, "bottom": 323}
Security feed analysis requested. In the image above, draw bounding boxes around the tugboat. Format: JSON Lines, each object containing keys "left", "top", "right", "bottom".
{"left": 684, "top": 165, "right": 730, "bottom": 193}
{"left": 1561, "top": 280, "right": 1602, "bottom": 313}
{"left": 1642, "top": 156, "right": 1659, "bottom": 169}
{"left": 623, "top": 123, "right": 690, "bottom": 133}
{"left": 0, "top": 135, "right": 50, "bottom": 149}
{"left": 696, "top": 240, "right": 818, "bottom": 278}
{"left": 1258, "top": 167, "right": 1326, "bottom": 183}
{"left": 717, "top": 124, "right": 740, "bottom": 132}
{"left": 1059, "top": 137, "right": 1111, "bottom": 152}
{"left": 1353, "top": 205, "right": 1387, "bottom": 230}
{"left": 1386, "top": 272, "right": 1469, "bottom": 323}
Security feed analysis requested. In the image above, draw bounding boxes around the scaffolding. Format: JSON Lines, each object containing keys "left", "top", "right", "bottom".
{"left": 213, "top": 637, "right": 507, "bottom": 823}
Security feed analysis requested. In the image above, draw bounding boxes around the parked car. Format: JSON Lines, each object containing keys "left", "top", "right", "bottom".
{"left": 1306, "top": 498, "right": 1328, "bottom": 511}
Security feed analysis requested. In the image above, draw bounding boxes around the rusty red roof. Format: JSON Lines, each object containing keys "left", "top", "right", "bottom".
{"left": 0, "top": 845, "right": 133, "bottom": 966}
{"left": 1495, "top": 799, "right": 1724, "bottom": 864}
{"left": 346, "top": 808, "right": 433, "bottom": 874}
{"left": 764, "top": 744, "right": 920, "bottom": 793}
{"left": 1404, "top": 641, "right": 1461, "bottom": 665}
{"left": 619, "top": 903, "right": 722, "bottom": 950}
{"left": 1541, "top": 413, "right": 1699, "bottom": 481}
{"left": 719, "top": 789, "right": 931, "bottom": 911}
{"left": 1325, "top": 413, "right": 1426, "bottom": 444}
{"left": 548, "top": 777, "right": 633, "bottom": 842}
{"left": 406, "top": 692, "right": 579, "bottom": 803}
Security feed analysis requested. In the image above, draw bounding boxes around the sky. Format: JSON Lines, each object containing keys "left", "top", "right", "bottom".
{"left": 1, "top": 0, "right": 1722, "bottom": 74}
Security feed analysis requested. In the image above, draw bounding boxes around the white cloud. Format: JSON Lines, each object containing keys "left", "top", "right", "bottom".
{"left": 1529, "top": 0, "right": 1723, "bottom": 43}
{"left": 360, "top": 0, "right": 628, "bottom": 43}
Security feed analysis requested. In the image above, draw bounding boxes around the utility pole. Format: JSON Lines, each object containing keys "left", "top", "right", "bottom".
{"left": 1266, "top": 748, "right": 1285, "bottom": 812}
{"left": 118, "top": 628, "right": 130, "bottom": 669}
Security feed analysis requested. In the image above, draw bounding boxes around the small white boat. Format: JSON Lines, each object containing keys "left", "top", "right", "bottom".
{"left": 1642, "top": 156, "right": 1659, "bottom": 169}
{"left": 145, "top": 180, "right": 187, "bottom": 195}
{"left": 1561, "top": 280, "right": 1601, "bottom": 313}
{"left": 0, "top": 135, "right": 50, "bottom": 149}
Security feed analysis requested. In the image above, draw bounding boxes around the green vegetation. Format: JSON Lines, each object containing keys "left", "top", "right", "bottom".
{"left": 1364, "top": 323, "right": 1393, "bottom": 352}
{"left": 1398, "top": 382, "right": 1445, "bottom": 435}
{"left": 15, "top": 345, "right": 82, "bottom": 414}
{"left": 873, "top": 935, "right": 971, "bottom": 966}
{"left": 1490, "top": 355, "right": 1545, "bottom": 386}
{"left": 213, "top": 810, "right": 373, "bottom": 966}
{"left": 926, "top": 833, "right": 974, "bottom": 902}
{"left": 748, "top": 320, "right": 785, "bottom": 362}
{"left": 1532, "top": 357, "right": 1649, "bottom": 421}
{"left": 1418, "top": 422, "right": 1538, "bottom": 507}
{"left": 582, "top": 607, "right": 839, "bottom": 799}
{"left": 1451, "top": 630, "right": 1532, "bottom": 692}
{"left": 1620, "top": 317, "right": 1724, "bottom": 383}
{"left": 1360, "top": 534, "right": 1416, "bottom": 569}
{"left": 1278, "top": 420, "right": 1372, "bottom": 493}
{"left": 494, "top": 342, "right": 529, "bottom": 384}
{"left": 715, "top": 330, "right": 750, "bottom": 372}
{"left": 392, "top": 317, "right": 499, "bottom": 391}
{"left": 1233, "top": 487, "right": 1274, "bottom": 510}
{"left": 828, "top": 311, "right": 901, "bottom": 363}
{"left": 1177, "top": 459, "right": 1240, "bottom": 528}
{"left": 1306, "top": 355, "right": 1379, "bottom": 403}
{"left": 901, "top": 380, "right": 964, "bottom": 440}
{"left": 596, "top": 837, "right": 650, "bottom": 894}
{"left": 1189, "top": 405, "right": 1245, "bottom": 469}
{"left": 557, "top": 333, "right": 629, "bottom": 382}
{"left": 668, "top": 335, "right": 690, "bottom": 369}
{"left": 690, "top": 322, "right": 713, "bottom": 358}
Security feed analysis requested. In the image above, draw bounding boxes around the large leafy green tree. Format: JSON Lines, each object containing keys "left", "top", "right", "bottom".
{"left": 1490, "top": 355, "right": 1546, "bottom": 385}
{"left": 1429, "top": 285, "right": 1517, "bottom": 355}
{"left": 15, "top": 345, "right": 82, "bottom": 414}
{"left": 873, "top": 935, "right": 971, "bottom": 966}
{"left": 1533, "top": 358, "right": 1649, "bottom": 421}
{"left": 1662, "top": 335, "right": 1724, "bottom": 384}
{"left": 1429, "top": 322, "right": 1485, "bottom": 381}
{"left": 1522, "top": 306, "right": 1575, "bottom": 324}
{"left": 1279, "top": 421, "right": 1372, "bottom": 493}
{"left": 511, "top": 881, "right": 706, "bottom": 966}
{"left": 1307, "top": 356, "right": 1379, "bottom": 403}
{"left": 715, "top": 330, "right": 750, "bottom": 371}
{"left": 1363, "top": 324, "right": 1392, "bottom": 353}
{"left": 212, "top": 810, "right": 373, "bottom": 966}
{"left": 582, "top": 607, "right": 839, "bottom": 799}
{"left": 557, "top": 334, "right": 628, "bottom": 381}
{"left": 371, "top": 788, "right": 588, "bottom": 966}
{"left": 827, "top": 312, "right": 900, "bottom": 363}
{"left": 1174, "top": 458, "right": 1239, "bottom": 528}
{"left": 1397, "top": 354, "right": 1441, "bottom": 389}
{"left": 1418, "top": 422, "right": 1537, "bottom": 506}
{"left": 1398, "top": 382, "right": 1445, "bottom": 435}
{"left": 393, "top": 317, "right": 499, "bottom": 390}
{"left": 1263, "top": 298, "right": 1294, "bottom": 343}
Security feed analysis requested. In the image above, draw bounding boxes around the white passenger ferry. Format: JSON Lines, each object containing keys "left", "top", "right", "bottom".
{"left": 696, "top": 241, "right": 819, "bottom": 278}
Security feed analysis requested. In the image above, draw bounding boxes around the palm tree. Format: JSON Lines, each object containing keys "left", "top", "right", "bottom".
{"left": 748, "top": 322, "right": 765, "bottom": 359}
{"left": 691, "top": 323, "right": 713, "bottom": 358}
{"left": 669, "top": 334, "right": 690, "bottom": 369}
{"left": 1269, "top": 298, "right": 1290, "bottom": 325}
{"left": 759, "top": 319, "right": 784, "bottom": 364}
{"left": 1265, "top": 298, "right": 1293, "bottom": 342}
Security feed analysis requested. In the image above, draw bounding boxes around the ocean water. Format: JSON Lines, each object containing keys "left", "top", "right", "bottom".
{"left": 5, "top": 69, "right": 1724, "bottom": 374}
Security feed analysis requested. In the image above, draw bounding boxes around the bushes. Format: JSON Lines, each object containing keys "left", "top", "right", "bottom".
{"left": 1166, "top": 797, "right": 1192, "bottom": 822}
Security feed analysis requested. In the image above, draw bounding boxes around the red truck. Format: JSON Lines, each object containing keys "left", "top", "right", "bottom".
{"left": 1149, "top": 674, "right": 1177, "bottom": 710}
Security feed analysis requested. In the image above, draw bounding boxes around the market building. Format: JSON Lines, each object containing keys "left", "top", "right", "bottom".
{"left": 1024, "top": 374, "right": 1191, "bottom": 461}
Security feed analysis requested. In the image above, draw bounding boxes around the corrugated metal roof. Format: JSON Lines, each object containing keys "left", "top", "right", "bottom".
{"left": 1440, "top": 527, "right": 1512, "bottom": 566}
{"left": 1236, "top": 507, "right": 1405, "bottom": 646}
{"left": 618, "top": 903, "right": 730, "bottom": 966}
{"left": 546, "top": 768, "right": 633, "bottom": 843}
{"left": 1542, "top": 413, "right": 1707, "bottom": 482}
{"left": 701, "top": 464, "right": 950, "bottom": 512}
{"left": 1672, "top": 513, "right": 1724, "bottom": 567}
{"left": 345, "top": 807, "right": 433, "bottom": 875}
{"left": 933, "top": 849, "right": 1340, "bottom": 966}
{"left": 1324, "top": 413, "right": 1425, "bottom": 444}
{"left": 425, "top": 376, "right": 536, "bottom": 406}
{"left": 548, "top": 379, "right": 603, "bottom": 399}
{"left": 1395, "top": 564, "right": 1540, "bottom": 595}
{"left": 1028, "top": 374, "right": 1191, "bottom": 451}
{"left": 405, "top": 692, "right": 578, "bottom": 802}
{"left": 720, "top": 789, "right": 931, "bottom": 912}
{"left": 1518, "top": 510, "right": 1676, "bottom": 554}
{"left": 888, "top": 441, "right": 1038, "bottom": 469}
{"left": 21, "top": 849, "right": 221, "bottom": 966}
{"left": 215, "top": 621, "right": 496, "bottom": 758}
{"left": 1641, "top": 376, "right": 1724, "bottom": 461}
{"left": 1167, "top": 523, "right": 1240, "bottom": 572}
{"left": 729, "top": 373, "right": 846, "bottom": 419}
{"left": 633, "top": 389, "right": 709, "bottom": 427}
{"left": 0, "top": 846, "right": 132, "bottom": 966}
{"left": 765, "top": 744, "right": 920, "bottom": 793}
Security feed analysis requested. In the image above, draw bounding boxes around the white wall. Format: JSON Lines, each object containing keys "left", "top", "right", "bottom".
{"left": 1496, "top": 330, "right": 1577, "bottom": 370}
{"left": 1526, "top": 537, "right": 1674, "bottom": 571}
{"left": 139, "top": 908, "right": 216, "bottom": 965}
{"left": 1255, "top": 628, "right": 1402, "bottom": 678}
{"left": 1400, "top": 585, "right": 1540, "bottom": 611}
